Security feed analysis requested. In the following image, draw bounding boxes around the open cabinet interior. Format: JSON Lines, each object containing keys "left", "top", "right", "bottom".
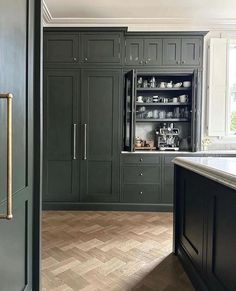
{"left": 124, "top": 70, "right": 198, "bottom": 152}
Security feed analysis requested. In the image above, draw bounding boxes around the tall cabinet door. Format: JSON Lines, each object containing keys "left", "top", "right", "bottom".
{"left": 81, "top": 70, "right": 120, "bottom": 202}
{"left": 43, "top": 70, "right": 79, "bottom": 203}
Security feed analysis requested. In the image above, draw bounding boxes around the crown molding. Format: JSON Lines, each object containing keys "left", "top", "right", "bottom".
{"left": 42, "top": 1, "right": 236, "bottom": 31}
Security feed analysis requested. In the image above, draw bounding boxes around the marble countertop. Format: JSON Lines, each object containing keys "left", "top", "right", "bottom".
{"left": 121, "top": 150, "right": 236, "bottom": 155}
{"left": 173, "top": 157, "right": 236, "bottom": 190}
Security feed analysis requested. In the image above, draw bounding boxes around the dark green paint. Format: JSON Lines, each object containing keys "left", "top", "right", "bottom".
{"left": 0, "top": 0, "right": 37, "bottom": 289}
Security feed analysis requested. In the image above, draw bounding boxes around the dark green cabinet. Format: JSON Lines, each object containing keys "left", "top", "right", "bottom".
{"left": 125, "top": 38, "right": 144, "bottom": 66}
{"left": 178, "top": 170, "right": 205, "bottom": 272}
{"left": 162, "top": 157, "right": 175, "bottom": 204}
{"left": 125, "top": 38, "right": 162, "bottom": 66}
{"left": 144, "top": 38, "right": 163, "bottom": 65}
{"left": 163, "top": 38, "right": 181, "bottom": 65}
{"left": 80, "top": 70, "right": 120, "bottom": 202}
{"left": 44, "top": 33, "right": 79, "bottom": 64}
{"left": 206, "top": 184, "right": 236, "bottom": 291}
{"left": 81, "top": 33, "right": 122, "bottom": 64}
{"left": 163, "top": 38, "right": 201, "bottom": 66}
{"left": 175, "top": 165, "right": 236, "bottom": 291}
{"left": 43, "top": 70, "right": 79, "bottom": 202}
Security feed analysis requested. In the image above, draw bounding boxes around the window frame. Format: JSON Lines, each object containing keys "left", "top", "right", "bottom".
{"left": 226, "top": 39, "right": 236, "bottom": 137}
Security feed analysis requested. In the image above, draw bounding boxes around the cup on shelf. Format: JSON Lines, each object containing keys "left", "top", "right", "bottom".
{"left": 159, "top": 82, "right": 166, "bottom": 88}
{"left": 174, "top": 107, "right": 180, "bottom": 118}
{"left": 153, "top": 96, "right": 159, "bottom": 103}
{"left": 173, "top": 82, "right": 182, "bottom": 88}
{"left": 137, "top": 96, "right": 143, "bottom": 103}
{"left": 172, "top": 97, "right": 178, "bottom": 103}
{"left": 153, "top": 109, "right": 159, "bottom": 119}
{"left": 166, "top": 81, "right": 173, "bottom": 88}
{"left": 179, "top": 94, "right": 188, "bottom": 103}
{"left": 159, "top": 111, "right": 166, "bottom": 119}
{"left": 183, "top": 81, "right": 191, "bottom": 88}
{"left": 167, "top": 111, "right": 173, "bottom": 118}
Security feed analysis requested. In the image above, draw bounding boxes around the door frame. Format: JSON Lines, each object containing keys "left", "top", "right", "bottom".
{"left": 33, "top": 0, "right": 42, "bottom": 290}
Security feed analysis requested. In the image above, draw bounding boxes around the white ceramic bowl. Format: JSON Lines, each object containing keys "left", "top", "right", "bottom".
{"left": 183, "top": 81, "right": 191, "bottom": 88}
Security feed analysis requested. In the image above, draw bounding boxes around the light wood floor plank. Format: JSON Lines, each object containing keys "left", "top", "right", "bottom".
{"left": 42, "top": 211, "right": 195, "bottom": 291}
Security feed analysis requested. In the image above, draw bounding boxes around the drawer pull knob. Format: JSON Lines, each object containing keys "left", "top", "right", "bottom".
{"left": 139, "top": 173, "right": 143, "bottom": 176}
{"left": 140, "top": 158, "right": 143, "bottom": 162}
{"left": 140, "top": 191, "right": 143, "bottom": 195}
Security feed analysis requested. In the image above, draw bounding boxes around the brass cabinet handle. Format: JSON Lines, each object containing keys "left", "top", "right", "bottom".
{"left": 139, "top": 173, "right": 143, "bottom": 176}
{"left": 83, "top": 123, "right": 87, "bottom": 160}
{"left": 73, "top": 124, "right": 77, "bottom": 160}
{"left": 0, "top": 93, "right": 13, "bottom": 220}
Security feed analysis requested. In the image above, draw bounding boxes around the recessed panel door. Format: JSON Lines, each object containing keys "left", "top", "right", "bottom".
{"left": 163, "top": 38, "right": 181, "bottom": 65}
{"left": 144, "top": 39, "right": 163, "bottom": 65}
{"left": 43, "top": 70, "right": 79, "bottom": 202}
{"left": 125, "top": 38, "right": 144, "bottom": 66}
{"left": 81, "top": 70, "right": 120, "bottom": 202}
{"left": 0, "top": 0, "right": 36, "bottom": 289}
{"left": 181, "top": 38, "right": 201, "bottom": 66}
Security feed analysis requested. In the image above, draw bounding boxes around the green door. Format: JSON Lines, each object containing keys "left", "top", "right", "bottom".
{"left": 0, "top": 0, "right": 37, "bottom": 290}
{"left": 163, "top": 38, "right": 181, "bottom": 65}
{"left": 181, "top": 38, "right": 201, "bottom": 66}
{"left": 43, "top": 70, "right": 79, "bottom": 204}
{"left": 144, "top": 39, "right": 163, "bottom": 66}
{"left": 125, "top": 38, "right": 144, "bottom": 66}
{"left": 80, "top": 69, "right": 120, "bottom": 202}
{"left": 44, "top": 33, "right": 79, "bottom": 64}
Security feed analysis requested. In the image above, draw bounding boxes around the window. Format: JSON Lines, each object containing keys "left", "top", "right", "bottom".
{"left": 228, "top": 42, "right": 236, "bottom": 135}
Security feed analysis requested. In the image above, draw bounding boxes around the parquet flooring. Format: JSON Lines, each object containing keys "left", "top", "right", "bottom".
{"left": 42, "top": 211, "right": 195, "bottom": 291}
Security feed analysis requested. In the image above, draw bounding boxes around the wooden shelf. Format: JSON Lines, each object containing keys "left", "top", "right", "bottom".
{"left": 136, "top": 118, "right": 189, "bottom": 122}
{"left": 136, "top": 87, "right": 192, "bottom": 91}
{"left": 136, "top": 102, "right": 190, "bottom": 106}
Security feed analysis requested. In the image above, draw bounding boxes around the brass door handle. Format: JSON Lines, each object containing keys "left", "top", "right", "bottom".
{"left": 0, "top": 93, "right": 13, "bottom": 220}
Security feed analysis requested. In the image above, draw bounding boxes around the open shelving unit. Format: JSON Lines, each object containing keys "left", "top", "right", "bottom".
{"left": 124, "top": 70, "right": 198, "bottom": 152}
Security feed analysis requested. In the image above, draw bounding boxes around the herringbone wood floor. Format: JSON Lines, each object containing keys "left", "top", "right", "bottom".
{"left": 42, "top": 211, "right": 195, "bottom": 291}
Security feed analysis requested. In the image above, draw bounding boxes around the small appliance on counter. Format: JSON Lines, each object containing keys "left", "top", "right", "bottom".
{"left": 155, "top": 123, "right": 180, "bottom": 151}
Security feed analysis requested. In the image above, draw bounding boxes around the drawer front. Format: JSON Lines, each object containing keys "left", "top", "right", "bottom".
{"left": 123, "top": 166, "right": 160, "bottom": 183}
{"left": 122, "top": 184, "right": 161, "bottom": 203}
{"left": 122, "top": 154, "right": 160, "bottom": 164}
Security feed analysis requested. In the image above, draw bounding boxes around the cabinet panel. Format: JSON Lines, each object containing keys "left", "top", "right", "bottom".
{"left": 43, "top": 70, "right": 79, "bottom": 202}
{"left": 144, "top": 39, "right": 162, "bottom": 65}
{"left": 179, "top": 170, "right": 205, "bottom": 272}
{"left": 181, "top": 38, "right": 201, "bottom": 66}
{"left": 80, "top": 70, "right": 120, "bottom": 202}
{"left": 82, "top": 33, "right": 121, "bottom": 64}
{"left": 123, "top": 184, "right": 161, "bottom": 203}
{"left": 44, "top": 33, "right": 79, "bottom": 63}
{"left": 207, "top": 184, "right": 236, "bottom": 291}
{"left": 123, "top": 165, "right": 160, "bottom": 184}
{"left": 125, "top": 38, "right": 144, "bottom": 66}
{"left": 163, "top": 38, "right": 181, "bottom": 65}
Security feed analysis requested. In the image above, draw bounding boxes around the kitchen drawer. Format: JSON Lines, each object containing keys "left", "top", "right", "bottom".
{"left": 123, "top": 165, "right": 160, "bottom": 183}
{"left": 122, "top": 154, "right": 160, "bottom": 164}
{"left": 122, "top": 184, "right": 161, "bottom": 203}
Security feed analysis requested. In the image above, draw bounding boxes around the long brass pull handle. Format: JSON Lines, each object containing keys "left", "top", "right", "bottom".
{"left": 83, "top": 123, "right": 87, "bottom": 160}
{"left": 73, "top": 124, "right": 77, "bottom": 160}
{"left": 0, "top": 93, "right": 13, "bottom": 220}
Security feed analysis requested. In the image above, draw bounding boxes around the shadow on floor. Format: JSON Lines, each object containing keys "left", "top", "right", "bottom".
{"left": 130, "top": 253, "right": 195, "bottom": 291}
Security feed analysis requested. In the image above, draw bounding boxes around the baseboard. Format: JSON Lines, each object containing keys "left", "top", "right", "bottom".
{"left": 177, "top": 245, "right": 209, "bottom": 291}
{"left": 42, "top": 202, "right": 173, "bottom": 212}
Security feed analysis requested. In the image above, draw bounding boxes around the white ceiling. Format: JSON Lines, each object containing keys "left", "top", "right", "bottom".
{"left": 43, "top": 0, "right": 236, "bottom": 30}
